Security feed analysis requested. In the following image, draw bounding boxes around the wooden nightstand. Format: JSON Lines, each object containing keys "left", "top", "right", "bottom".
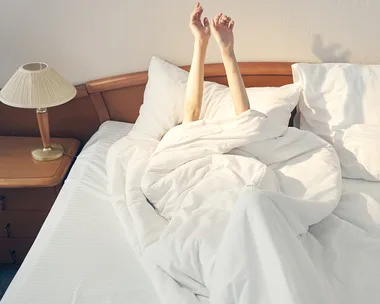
{"left": 0, "top": 136, "right": 80, "bottom": 266}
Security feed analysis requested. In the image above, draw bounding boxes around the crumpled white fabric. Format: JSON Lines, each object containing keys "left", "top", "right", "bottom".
{"left": 333, "top": 124, "right": 380, "bottom": 181}
{"left": 107, "top": 109, "right": 342, "bottom": 304}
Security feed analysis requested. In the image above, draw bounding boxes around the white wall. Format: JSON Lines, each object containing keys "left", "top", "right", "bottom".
{"left": 0, "top": 0, "right": 379, "bottom": 86}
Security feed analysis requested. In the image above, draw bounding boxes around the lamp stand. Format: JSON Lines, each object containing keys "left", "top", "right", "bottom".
{"left": 32, "top": 108, "right": 64, "bottom": 161}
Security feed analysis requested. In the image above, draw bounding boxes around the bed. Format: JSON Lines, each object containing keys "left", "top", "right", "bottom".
{"left": 2, "top": 60, "right": 380, "bottom": 304}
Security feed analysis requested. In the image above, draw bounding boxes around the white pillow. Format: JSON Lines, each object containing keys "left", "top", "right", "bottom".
{"left": 334, "top": 125, "right": 380, "bottom": 181}
{"left": 292, "top": 63, "right": 380, "bottom": 143}
{"left": 292, "top": 63, "right": 380, "bottom": 181}
{"left": 133, "top": 56, "right": 301, "bottom": 141}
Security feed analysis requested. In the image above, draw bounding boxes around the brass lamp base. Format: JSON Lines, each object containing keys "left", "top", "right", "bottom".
{"left": 31, "top": 143, "right": 64, "bottom": 162}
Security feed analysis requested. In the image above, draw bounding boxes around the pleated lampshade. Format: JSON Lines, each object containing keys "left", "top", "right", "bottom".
{"left": 0, "top": 62, "right": 76, "bottom": 109}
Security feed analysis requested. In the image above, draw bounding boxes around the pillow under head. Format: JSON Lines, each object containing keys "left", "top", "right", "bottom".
{"left": 133, "top": 56, "right": 301, "bottom": 141}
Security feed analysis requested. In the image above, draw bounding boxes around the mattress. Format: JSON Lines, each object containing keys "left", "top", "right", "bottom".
{"left": 1, "top": 121, "right": 160, "bottom": 304}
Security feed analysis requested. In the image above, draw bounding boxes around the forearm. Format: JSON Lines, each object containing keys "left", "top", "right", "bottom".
{"left": 183, "top": 40, "right": 208, "bottom": 122}
{"left": 221, "top": 48, "right": 250, "bottom": 115}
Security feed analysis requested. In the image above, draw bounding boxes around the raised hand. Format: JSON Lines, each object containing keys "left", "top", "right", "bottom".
{"left": 210, "top": 13, "right": 249, "bottom": 115}
{"left": 210, "top": 13, "right": 235, "bottom": 53}
{"left": 189, "top": 3, "right": 211, "bottom": 42}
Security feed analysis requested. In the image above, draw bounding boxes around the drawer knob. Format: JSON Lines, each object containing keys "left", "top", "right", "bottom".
{"left": 9, "top": 249, "right": 17, "bottom": 264}
{"left": 0, "top": 195, "right": 5, "bottom": 210}
{"left": 4, "top": 222, "right": 11, "bottom": 237}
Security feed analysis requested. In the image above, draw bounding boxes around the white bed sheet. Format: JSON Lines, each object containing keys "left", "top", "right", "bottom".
{"left": 342, "top": 178, "right": 380, "bottom": 202}
{"left": 1, "top": 121, "right": 160, "bottom": 304}
{"left": 305, "top": 177, "right": 380, "bottom": 304}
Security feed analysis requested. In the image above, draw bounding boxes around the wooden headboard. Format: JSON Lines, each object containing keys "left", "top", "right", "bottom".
{"left": 0, "top": 62, "right": 294, "bottom": 145}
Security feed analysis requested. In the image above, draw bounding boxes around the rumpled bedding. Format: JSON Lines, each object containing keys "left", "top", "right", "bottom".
{"left": 107, "top": 109, "right": 352, "bottom": 304}
{"left": 333, "top": 124, "right": 380, "bottom": 181}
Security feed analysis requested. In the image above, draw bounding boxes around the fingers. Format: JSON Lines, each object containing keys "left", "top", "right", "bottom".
{"left": 204, "top": 17, "right": 209, "bottom": 27}
{"left": 213, "top": 13, "right": 223, "bottom": 27}
{"left": 191, "top": 3, "right": 203, "bottom": 22}
{"left": 229, "top": 20, "right": 235, "bottom": 29}
{"left": 194, "top": 8, "right": 233, "bottom": 29}
{"left": 221, "top": 14, "right": 230, "bottom": 26}
{"left": 213, "top": 13, "right": 234, "bottom": 28}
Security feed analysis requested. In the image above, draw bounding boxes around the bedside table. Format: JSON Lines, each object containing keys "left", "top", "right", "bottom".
{"left": 0, "top": 136, "right": 80, "bottom": 266}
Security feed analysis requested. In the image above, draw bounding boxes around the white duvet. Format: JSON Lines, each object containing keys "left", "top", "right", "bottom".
{"left": 107, "top": 111, "right": 380, "bottom": 304}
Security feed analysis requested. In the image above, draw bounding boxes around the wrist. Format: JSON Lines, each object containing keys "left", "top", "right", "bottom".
{"left": 221, "top": 46, "right": 235, "bottom": 58}
{"left": 194, "top": 38, "right": 209, "bottom": 48}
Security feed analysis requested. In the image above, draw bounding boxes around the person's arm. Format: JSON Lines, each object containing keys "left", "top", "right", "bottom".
{"left": 183, "top": 3, "right": 210, "bottom": 123}
{"left": 211, "top": 13, "right": 250, "bottom": 115}
{"left": 221, "top": 48, "right": 250, "bottom": 115}
{"left": 183, "top": 40, "right": 208, "bottom": 123}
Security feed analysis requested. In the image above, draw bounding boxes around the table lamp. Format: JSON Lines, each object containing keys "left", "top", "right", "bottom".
{"left": 0, "top": 62, "right": 77, "bottom": 161}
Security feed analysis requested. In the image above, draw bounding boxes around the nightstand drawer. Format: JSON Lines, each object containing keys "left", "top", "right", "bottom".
{"left": 0, "top": 187, "right": 59, "bottom": 211}
{"left": 0, "top": 238, "right": 35, "bottom": 265}
{"left": 0, "top": 211, "right": 48, "bottom": 238}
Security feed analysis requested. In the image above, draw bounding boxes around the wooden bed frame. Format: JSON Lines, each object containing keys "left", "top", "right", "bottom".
{"left": 0, "top": 62, "right": 294, "bottom": 145}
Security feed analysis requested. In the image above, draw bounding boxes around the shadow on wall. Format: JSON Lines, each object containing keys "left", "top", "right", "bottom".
{"left": 312, "top": 34, "right": 351, "bottom": 63}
